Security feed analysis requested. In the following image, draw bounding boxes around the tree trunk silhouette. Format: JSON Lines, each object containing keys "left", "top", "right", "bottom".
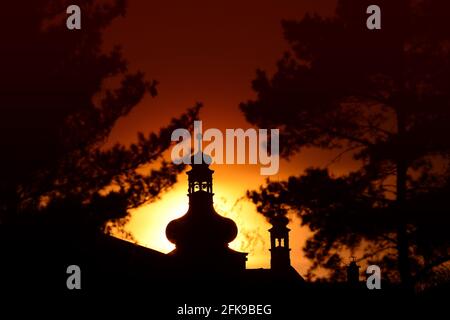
{"left": 395, "top": 97, "right": 412, "bottom": 290}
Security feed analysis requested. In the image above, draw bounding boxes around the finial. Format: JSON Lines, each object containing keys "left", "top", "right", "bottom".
{"left": 196, "top": 133, "right": 202, "bottom": 153}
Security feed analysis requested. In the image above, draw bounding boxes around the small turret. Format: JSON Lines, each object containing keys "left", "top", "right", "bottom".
{"left": 269, "top": 214, "right": 291, "bottom": 272}
{"left": 347, "top": 257, "right": 360, "bottom": 287}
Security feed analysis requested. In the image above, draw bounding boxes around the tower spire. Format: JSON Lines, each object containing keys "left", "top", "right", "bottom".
{"left": 196, "top": 132, "right": 202, "bottom": 154}
{"left": 165, "top": 152, "right": 247, "bottom": 273}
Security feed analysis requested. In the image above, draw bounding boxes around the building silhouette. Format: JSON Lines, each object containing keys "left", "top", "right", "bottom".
{"left": 0, "top": 151, "right": 406, "bottom": 315}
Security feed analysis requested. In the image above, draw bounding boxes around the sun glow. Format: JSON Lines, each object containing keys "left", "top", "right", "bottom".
{"left": 126, "top": 179, "right": 189, "bottom": 253}
{"left": 117, "top": 161, "right": 313, "bottom": 274}
{"left": 122, "top": 169, "right": 275, "bottom": 269}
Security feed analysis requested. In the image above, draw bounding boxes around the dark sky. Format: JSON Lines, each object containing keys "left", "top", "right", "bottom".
{"left": 105, "top": 0, "right": 337, "bottom": 143}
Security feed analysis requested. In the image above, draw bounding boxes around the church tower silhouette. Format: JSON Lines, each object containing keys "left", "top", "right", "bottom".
{"left": 166, "top": 152, "right": 247, "bottom": 273}
{"left": 269, "top": 214, "right": 291, "bottom": 272}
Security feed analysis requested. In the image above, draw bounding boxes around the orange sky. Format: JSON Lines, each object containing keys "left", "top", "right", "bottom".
{"left": 101, "top": 0, "right": 357, "bottom": 276}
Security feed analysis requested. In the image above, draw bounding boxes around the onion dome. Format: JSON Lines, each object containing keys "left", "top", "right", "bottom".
{"left": 166, "top": 152, "right": 238, "bottom": 251}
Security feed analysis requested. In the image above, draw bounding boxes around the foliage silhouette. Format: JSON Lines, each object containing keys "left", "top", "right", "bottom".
{"left": 0, "top": 0, "right": 201, "bottom": 236}
{"left": 242, "top": 0, "right": 450, "bottom": 290}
